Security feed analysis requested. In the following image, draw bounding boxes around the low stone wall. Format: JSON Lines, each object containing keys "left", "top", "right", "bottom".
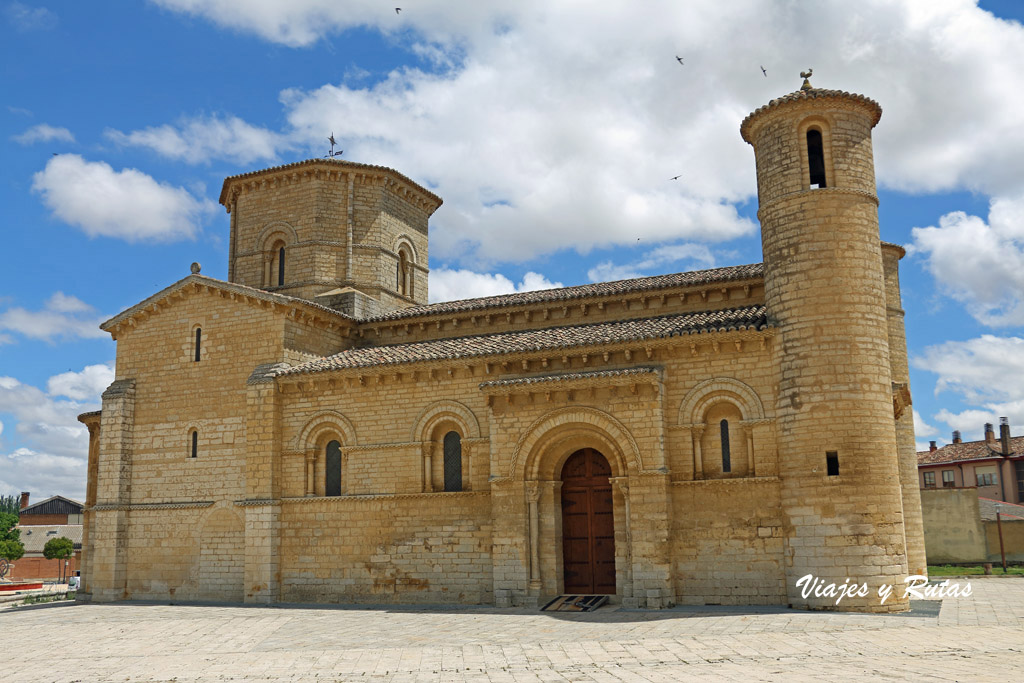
{"left": 985, "top": 517, "right": 1024, "bottom": 563}
{"left": 920, "top": 488, "right": 987, "bottom": 563}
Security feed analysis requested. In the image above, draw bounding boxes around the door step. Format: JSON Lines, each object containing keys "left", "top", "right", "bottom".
{"left": 540, "top": 594, "right": 609, "bottom": 612}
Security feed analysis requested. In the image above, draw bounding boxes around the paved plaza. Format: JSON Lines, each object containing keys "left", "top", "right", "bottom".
{"left": 4, "top": 577, "right": 1023, "bottom": 682}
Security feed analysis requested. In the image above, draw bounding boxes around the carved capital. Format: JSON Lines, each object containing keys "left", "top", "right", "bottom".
{"left": 525, "top": 481, "right": 541, "bottom": 503}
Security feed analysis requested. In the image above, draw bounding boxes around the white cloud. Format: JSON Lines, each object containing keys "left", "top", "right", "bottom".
{"left": 141, "top": 1, "right": 1024, "bottom": 272}
{"left": 31, "top": 155, "right": 215, "bottom": 242}
{"left": 913, "top": 409, "right": 937, "bottom": 438}
{"left": 587, "top": 244, "right": 717, "bottom": 283}
{"left": 105, "top": 115, "right": 287, "bottom": 165}
{"left": 0, "top": 292, "right": 109, "bottom": 344}
{"left": 0, "top": 364, "right": 111, "bottom": 502}
{"left": 12, "top": 123, "right": 74, "bottom": 145}
{"left": 908, "top": 196, "right": 1024, "bottom": 326}
{"left": 4, "top": 2, "right": 57, "bottom": 32}
{"left": 47, "top": 363, "right": 115, "bottom": 401}
{"left": 429, "top": 268, "right": 562, "bottom": 303}
{"left": 912, "top": 335, "right": 1024, "bottom": 438}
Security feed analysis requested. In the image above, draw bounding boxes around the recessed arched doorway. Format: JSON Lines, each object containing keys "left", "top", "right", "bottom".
{"left": 560, "top": 448, "right": 615, "bottom": 594}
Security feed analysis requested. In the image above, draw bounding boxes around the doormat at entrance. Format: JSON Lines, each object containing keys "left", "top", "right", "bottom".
{"left": 541, "top": 594, "right": 609, "bottom": 612}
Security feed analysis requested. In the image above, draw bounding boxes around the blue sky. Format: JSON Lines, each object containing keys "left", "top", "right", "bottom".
{"left": 3, "top": 0, "right": 1024, "bottom": 502}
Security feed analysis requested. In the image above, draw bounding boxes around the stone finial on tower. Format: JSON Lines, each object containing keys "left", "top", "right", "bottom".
{"left": 800, "top": 68, "right": 813, "bottom": 90}
{"left": 190, "top": 262, "right": 201, "bottom": 274}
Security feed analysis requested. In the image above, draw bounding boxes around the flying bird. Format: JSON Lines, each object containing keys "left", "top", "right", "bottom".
{"left": 760, "top": 65, "right": 767, "bottom": 77}
{"left": 675, "top": 56, "right": 684, "bottom": 65}
{"left": 670, "top": 175, "right": 682, "bottom": 181}
{"left": 395, "top": 7, "right": 401, "bottom": 14}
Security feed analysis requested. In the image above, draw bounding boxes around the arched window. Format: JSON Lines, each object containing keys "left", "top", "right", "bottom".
{"left": 277, "top": 246, "right": 286, "bottom": 286}
{"left": 194, "top": 327, "right": 202, "bottom": 362}
{"left": 325, "top": 440, "right": 342, "bottom": 496}
{"left": 190, "top": 430, "right": 198, "bottom": 458}
{"left": 397, "top": 249, "right": 411, "bottom": 297}
{"left": 443, "top": 431, "right": 462, "bottom": 492}
{"left": 720, "top": 419, "right": 731, "bottom": 473}
{"left": 699, "top": 401, "right": 747, "bottom": 479}
{"left": 807, "top": 128, "right": 827, "bottom": 188}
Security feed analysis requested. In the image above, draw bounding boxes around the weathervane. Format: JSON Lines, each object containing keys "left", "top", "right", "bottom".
{"left": 800, "top": 68, "right": 814, "bottom": 90}
{"left": 325, "top": 133, "right": 343, "bottom": 158}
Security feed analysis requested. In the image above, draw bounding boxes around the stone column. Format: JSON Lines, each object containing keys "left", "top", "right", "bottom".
{"left": 611, "top": 477, "right": 633, "bottom": 600}
{"left": 304, "top": 452, "right": 316, "bottom": 496}
{"left": 422, "top": 442, "right": 434, "bottom": 493}
{"left": 743, "top": 424, "right": 756, "bottom": 476}
{"left": 526, "top": 481, "right": 542, "bottom": 591}
{"left": 462, "top": 441, "right": 472, "bottom": 491}
{"left": 691, "top": 426, "right": 705, "bottom": 480}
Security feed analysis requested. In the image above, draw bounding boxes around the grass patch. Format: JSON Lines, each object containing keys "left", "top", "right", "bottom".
{"left": 928, "top": 564, "right": 1024, "bottom": 576}
{"left": 20, "top": 590, "right": 76, "bottom": 606}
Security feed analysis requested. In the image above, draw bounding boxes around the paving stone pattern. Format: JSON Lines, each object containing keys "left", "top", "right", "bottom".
{"left": 4, "top": 577, "right": 1023, "bottom": 681}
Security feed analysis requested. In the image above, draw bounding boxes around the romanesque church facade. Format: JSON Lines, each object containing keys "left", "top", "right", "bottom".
{"left": 78, "top": 80, "right": 926, "bottom": 612}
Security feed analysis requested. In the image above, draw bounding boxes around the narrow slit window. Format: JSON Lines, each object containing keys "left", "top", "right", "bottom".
{"left": 443, "top": 431, "right": 462, "bottom": 492}
{"left": 194, "top": 327, "right": 202, "bottom": 362}
{"left": 190, "top": 430, "right": 198, "bottom": 458}
{"left": 325, "top": 440, "right": 342, "bottom": 496}
{"left": 807, "top": 129, "right": 827, "bottom": 188}
{"left": 720, "top": 419, "right": 731, "bottom": 473}
{"left": 826, "top": 451, "right": 839, "bottom": 476}
{"left": 277, "top": 247, "right": 285, "bottom": 286}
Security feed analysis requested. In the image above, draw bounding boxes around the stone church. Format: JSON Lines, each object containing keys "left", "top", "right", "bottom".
{"left": 78, "top": 78, "right": 926, "bottom": 612}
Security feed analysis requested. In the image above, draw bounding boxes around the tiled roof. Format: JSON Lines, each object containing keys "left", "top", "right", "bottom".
{"left": 979, "top": 498, "right": 1024, "bottom": 522}
{"left": 16, "top": 525, "right": 83, "bottom": 553}
{"left": 218, "top": 158, "right": 443, "bottom": 209}
{"left": 100, "top": 274, "right": 354, "bottom": 331}
{"left": 741, "top": 88, "right": 882, "bottom": 142}
{"left": 917, "top": 436, "right": 1024, "bottom": 465}
{"left": 365, "top": 263, "right": 764, "bottom": 323}
{"left": 278, "top": 306, "right": 768, "bottom": 376}
{"left": 480, "top": 367, "right": 659, "bottom": 390}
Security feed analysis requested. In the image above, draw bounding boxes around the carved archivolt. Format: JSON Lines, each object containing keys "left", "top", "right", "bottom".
{"left": 293, "top": 410, "right": 358, "bottom": 451}
{"left": 411, "top": 400, "right": 481, "bottom": 441}
{"left": 392, "top": 234, "right": 419, "bottom": 263}
{"left": 255, "top": 221, "right": 298, "bottom": 252}
{"left": 678, "top": 377, "right": 765, "bottom": 425}
{"left": 511, "top": 406, "right": 642, "bottom": 481}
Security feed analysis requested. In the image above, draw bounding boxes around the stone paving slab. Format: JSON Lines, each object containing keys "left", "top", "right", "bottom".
{"left": 3, "top": 577, "right": 1023, "bottom": 682}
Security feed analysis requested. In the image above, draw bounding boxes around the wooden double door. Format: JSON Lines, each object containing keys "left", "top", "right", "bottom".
{"left": 560, "top": 448, "right": 616, "bottom": 594}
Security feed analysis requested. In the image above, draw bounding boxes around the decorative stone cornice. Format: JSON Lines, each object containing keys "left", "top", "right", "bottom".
{"left": 100, "top": 274, "right": 354, "bottom": 340}
{"left": 90, "top": 501, "right": 215, "bottom": 511}
{"left": 480, "top": 366, "right": 661, "bottom": 397}
{"left": 741, "top": 87, "right": 882, "bottom": 143}
{"left": 671, "top": 476, "right": 780, "bottom": 486}
{"left": 218, "top": 158, "right": 443, "bottom": 216}
{"left": 281, "top": 491, "right": 489, "bottom": 503}
{"left": 233, "top": 499, "right": 279, "bottom": 507}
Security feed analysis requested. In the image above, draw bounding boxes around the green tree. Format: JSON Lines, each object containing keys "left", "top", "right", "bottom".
{"left": 0, "top": 511, "right": 24, "bottom": 563}
{"left": 0, "top": 495, "right": 20, "bottom": 515}
{"left": 43, "top": 536, "right": 75, "bottom": 583}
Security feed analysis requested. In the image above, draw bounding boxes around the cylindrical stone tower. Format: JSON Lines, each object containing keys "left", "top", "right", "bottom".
{"left": 741, "top": 75, "right": 910, "bottom": 612}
